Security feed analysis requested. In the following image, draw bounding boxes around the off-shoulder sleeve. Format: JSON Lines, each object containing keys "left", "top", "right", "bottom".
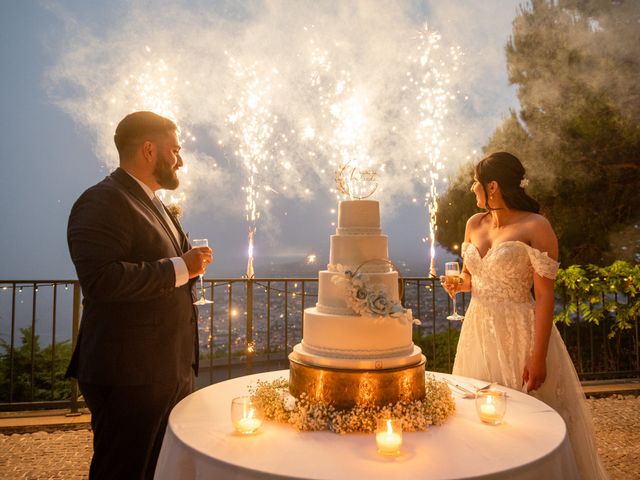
{"left": 525, "top": 245, "right": 560, "bottom": 280}
{"left": 461, "top": 242, "right": 471, "bottom": 259}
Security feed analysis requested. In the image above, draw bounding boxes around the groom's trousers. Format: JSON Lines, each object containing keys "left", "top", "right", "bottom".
{"left": 80, "top": 377, "right": 191, "bottom": 480}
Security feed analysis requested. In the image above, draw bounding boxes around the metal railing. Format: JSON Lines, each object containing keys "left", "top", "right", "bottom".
{"left": 0, "top": 278, "right": 638, "bottom": 411}
{"left": 0, "top": 281, "right": 81, "bottom": 411}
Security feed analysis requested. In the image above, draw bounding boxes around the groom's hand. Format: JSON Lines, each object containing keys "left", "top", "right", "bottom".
{"left": 182, "top": 246, "right": 213, "bottom": 278}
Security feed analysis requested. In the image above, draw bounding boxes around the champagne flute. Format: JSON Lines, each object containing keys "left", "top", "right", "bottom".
{"left": 192, "top": 238, "right": 213, "bottom": 305}
{"left": 444, "top": 261, "right": 464, "bottom": 321}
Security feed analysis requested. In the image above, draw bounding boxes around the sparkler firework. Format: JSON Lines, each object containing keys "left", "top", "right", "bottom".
{"left": 405, "top": 25, "right": 461, "bottom": 276}
{"left": 50, "top": 7, "right": 469, "bottom": 277}
{"left": 306, "top": 36, "right": 375, "bottom": 202}
{"left": 224, "top": 54, "right": 288, "bottom": 277}
{"left": 117, "top": 47, "right": 195, "bottom": 207}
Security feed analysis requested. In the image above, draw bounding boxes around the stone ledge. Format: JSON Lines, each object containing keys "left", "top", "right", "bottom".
{"left": 0, "top": 409, "right": 91, "bottom": 435}
{"left": 582, "top": 379, "right": 640, "bottom": 397}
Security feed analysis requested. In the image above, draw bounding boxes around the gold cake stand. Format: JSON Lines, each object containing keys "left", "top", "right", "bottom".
{"left": 289, "top": 354, "right": 427, "bottom": 410}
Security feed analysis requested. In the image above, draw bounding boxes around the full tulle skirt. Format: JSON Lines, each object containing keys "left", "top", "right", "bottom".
{"left": 453, "top": 297, "right": 608, "bottom": 480}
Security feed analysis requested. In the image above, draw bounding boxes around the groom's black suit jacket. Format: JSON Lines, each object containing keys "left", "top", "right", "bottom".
{"left": 66, "top": 167, "right": 198, "bottom": 386}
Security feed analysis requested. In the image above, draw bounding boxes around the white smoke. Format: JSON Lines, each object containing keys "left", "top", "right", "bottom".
{"left": 44, "top": 0, "right": 520, "bottom": 260}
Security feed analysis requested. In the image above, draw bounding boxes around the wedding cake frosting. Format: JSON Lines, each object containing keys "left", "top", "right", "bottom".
{"left": 289, "top": 199, "right": 423, "bottom": 370}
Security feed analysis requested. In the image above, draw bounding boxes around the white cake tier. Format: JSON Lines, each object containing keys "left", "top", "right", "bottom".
{"left": 316, "top": 270, "right": 400, "bottom": 315}
{"left": 301, "top": 306, "right": 414, "bottom": 360}
{"left": 291, "top": 344, "right": 424, "bottom": 370}
{"left": 337, "top": 200, "right": 380, "bottom": 234}
{"left": 329, "top": 234, "right": 389, "bottom": 270}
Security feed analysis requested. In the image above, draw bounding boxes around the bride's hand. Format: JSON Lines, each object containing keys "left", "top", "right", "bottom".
{"left": 522, "top": 356, "right": 547, "bottom": 392}
{"left": 439, "top": 276, "right": 459, "bottom": 298}
{"left": 440, "top": 273, "right": 470, "bottom": 297}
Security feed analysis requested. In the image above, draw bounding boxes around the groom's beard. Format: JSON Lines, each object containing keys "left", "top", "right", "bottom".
{"left": 153, "top": 151, "right": 180, "bottom": 190}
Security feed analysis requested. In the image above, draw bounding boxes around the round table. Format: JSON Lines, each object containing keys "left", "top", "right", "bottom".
{"left": 154, "top": 370, "right": 579, "bottom": 480}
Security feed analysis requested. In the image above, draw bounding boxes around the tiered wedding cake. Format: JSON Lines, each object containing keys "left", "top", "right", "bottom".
{"left": 289, "top": 199, "right": 426, "bottom": 409}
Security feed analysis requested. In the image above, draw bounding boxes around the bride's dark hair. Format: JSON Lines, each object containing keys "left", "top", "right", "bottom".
{"left": 475, "top": 152, "right": 540, "bottom": 213}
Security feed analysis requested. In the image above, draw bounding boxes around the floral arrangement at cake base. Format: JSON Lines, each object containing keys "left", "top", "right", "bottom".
{"left": 249, "top": 374, "right": 455, "bottom": 434}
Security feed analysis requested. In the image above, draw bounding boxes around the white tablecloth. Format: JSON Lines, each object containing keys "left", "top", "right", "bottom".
{"left": 154, "top": 370, "right": 579, "bottom": 480}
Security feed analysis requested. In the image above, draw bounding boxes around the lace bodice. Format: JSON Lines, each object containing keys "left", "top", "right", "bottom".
{"left": 462, "top": 240, "right": 559, "bottom": 304}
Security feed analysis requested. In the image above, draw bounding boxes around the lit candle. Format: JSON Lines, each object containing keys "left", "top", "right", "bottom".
{"left": 237, "top": 415, "right": 262, "bottom": 434}
{"left": 480, "top": 399, "right": 496, "bottom": 417}
{"left": 475, "top": 390, "right": 507, "bottom": 425}
{"left": 231, "top": 396, "right": 263, "bottom": 434}
{"left": 375, "top": 419, "right": 403, "bottom": 455}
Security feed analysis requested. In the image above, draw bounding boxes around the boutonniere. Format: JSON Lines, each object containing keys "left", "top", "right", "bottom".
{"left": 167, "top": 203, "right": 182, "bottom": 219}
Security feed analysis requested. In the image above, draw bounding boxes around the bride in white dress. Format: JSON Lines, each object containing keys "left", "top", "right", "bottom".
{"left": 445, "top": 152, "right": 608, "bottom": 479}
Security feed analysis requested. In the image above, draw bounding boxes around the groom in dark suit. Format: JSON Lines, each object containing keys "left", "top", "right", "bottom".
{"left": 66, "top": 111, "right": 212, "bottom": 480}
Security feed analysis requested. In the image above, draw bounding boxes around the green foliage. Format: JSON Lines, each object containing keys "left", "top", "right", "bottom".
{"left": 0, "top": 327, "right": 73, "bottom": 403}
{"left": 436, "top": 0, "right": 640, "bottom": 265}
{"left": 554, "top": 260, "right": 640, "bottom": 338}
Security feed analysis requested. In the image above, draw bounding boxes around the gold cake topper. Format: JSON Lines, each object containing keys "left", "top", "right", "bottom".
{"left": 335, "top": 163, "right": 378, "bottom": 200}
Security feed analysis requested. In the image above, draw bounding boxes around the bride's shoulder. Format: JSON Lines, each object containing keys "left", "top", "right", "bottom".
{"left": 524, "top": 213, "right": 558, "bottom": 259}
{"left": 467, "top": 212, "right": 488, "bottom": 228}
{"left": 524, "top": 212, "right": 553, "bottom": 231}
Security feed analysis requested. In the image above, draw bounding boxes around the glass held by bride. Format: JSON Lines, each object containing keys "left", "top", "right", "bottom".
{"left": 442, "top": 261, "right": 464, "bottom": 321}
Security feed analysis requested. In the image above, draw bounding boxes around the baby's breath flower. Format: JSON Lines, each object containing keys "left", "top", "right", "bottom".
{"left": 249, "top": 376, "right": 455, "bottom": 434}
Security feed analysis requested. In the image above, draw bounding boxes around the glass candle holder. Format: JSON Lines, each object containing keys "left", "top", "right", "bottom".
{"left": 231, "top": 396, "right": 263, "bottom": 434}
{"left": 475, "top": 389, "right": 507, "bottom": 425}
{"left": 375, "top": 418, "right": 403, "bottom": 456}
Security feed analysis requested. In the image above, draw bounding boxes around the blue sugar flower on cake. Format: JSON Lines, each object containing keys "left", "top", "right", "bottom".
{"left": 331, "top": 264, "right": 418, "bottom": 325}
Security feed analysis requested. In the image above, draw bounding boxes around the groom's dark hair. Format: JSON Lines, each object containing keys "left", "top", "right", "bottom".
{"left": 114, "top": 111, "right": 177, "bottom": 161}
{"left": 475, "top": 152, "right": 540, "bottom": 214}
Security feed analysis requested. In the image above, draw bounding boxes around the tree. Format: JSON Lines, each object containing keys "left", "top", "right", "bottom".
{"left": 435, "top": 162, "right": 476, "bottom": 255}
{"left": 437, "top": 0, "right": 640, "bottom": 265}
{"left": 0, "top": 327, "right": 73, "bottom": 403}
